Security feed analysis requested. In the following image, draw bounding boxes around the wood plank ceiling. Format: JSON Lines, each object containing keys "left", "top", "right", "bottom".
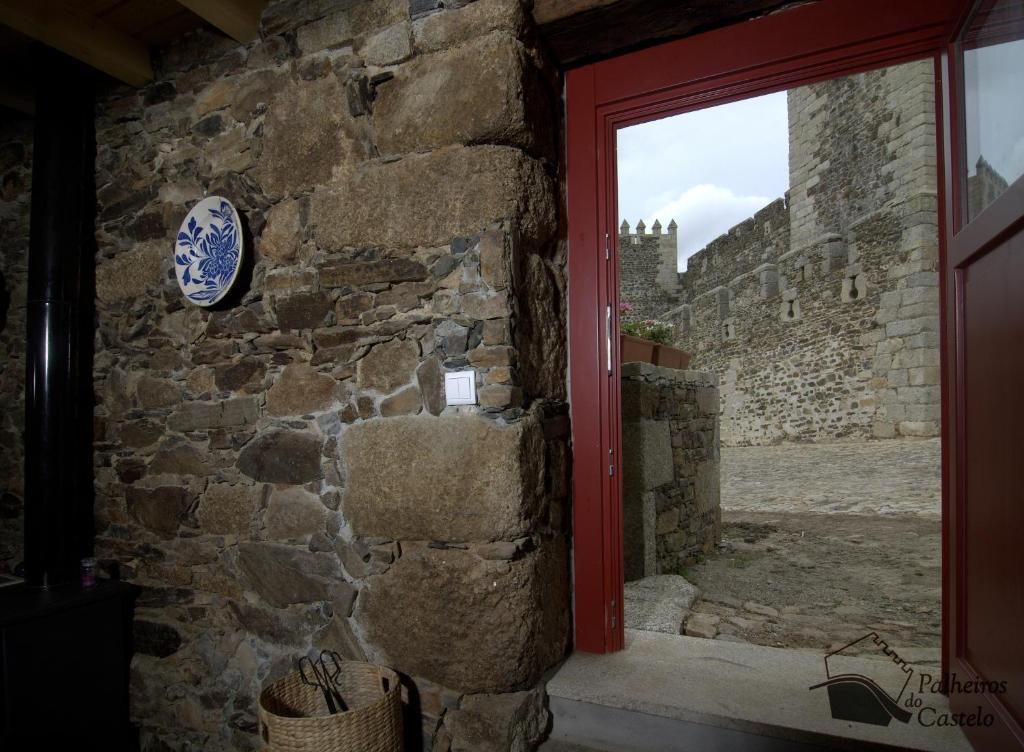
{"left": 0, "top": 0, "right": 267, "bottom": 114}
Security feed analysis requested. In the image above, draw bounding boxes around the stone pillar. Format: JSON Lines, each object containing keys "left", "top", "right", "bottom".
{"left": 621, "top": 363, "right": 721, "bottom": 578}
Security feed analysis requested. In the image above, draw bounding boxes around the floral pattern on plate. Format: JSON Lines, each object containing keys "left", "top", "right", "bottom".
{"left": 174, "top": 196, "right": 243, "bottom": 306}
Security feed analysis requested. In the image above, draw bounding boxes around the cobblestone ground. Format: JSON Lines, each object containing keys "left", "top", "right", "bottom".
{"left": 721, "top": 438, "right": 941, "bottom": 517}
{"left": 681, "top": 439, "right": 942, "bottom": 656}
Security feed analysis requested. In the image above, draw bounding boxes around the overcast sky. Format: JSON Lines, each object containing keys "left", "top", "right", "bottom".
{"left": 617, "top": 91, "right": 790, "bottom": 270}
{"left": 964, "top": 38, "right": 1024, "bottom": 187}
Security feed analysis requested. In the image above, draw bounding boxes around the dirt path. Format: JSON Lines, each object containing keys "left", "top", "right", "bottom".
{"left": 683, "top": 510, "right": 942, "bottom": 659}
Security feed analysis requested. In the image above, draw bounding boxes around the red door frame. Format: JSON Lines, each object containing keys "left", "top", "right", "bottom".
{"left": 942, "top": 1, "right": 1024, "bottom": 747}
{"left": 566, "top": 0, "right": 965, "bottom": 655}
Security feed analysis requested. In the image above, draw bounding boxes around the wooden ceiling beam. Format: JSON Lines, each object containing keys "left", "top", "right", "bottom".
{"left": 174, "top": 0, "right": 266, "bottom": 44}
{"left": 0, "top": 0, "right": 153, "bottom": 87}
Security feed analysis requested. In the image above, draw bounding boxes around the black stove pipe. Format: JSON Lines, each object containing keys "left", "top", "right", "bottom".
{"left": 23, "top": 47, "right": 97, "bottom": 588}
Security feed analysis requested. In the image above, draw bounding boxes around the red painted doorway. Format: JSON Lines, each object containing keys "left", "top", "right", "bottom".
{"left": 941, "top": 0, "right": 1024, "bottom": 748}
{"left": 565, "top": 0, "right": 1024, "bottom": 746}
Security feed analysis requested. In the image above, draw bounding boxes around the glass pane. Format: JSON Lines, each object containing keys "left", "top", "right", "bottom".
{"left": 962, "top": 0, "right": 1024, "bottom": 221}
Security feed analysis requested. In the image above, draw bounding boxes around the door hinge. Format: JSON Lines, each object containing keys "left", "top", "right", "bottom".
{"left": 605, "top": 232, "right": 610, "bottom": 260}
{"left": 608, "top": 448, "right": 615, "bottom": 477}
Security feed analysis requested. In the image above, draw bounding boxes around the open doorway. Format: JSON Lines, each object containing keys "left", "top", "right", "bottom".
{"left": 616, "top": 61, "right": 946, "bottom": 662}
{"left": 561, "top": 0, "right": 1024, "bottom": 749}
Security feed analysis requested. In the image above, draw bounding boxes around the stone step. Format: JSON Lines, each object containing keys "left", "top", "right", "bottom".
{"left": 544, "top": 630, "right": 972, "bottom": 752}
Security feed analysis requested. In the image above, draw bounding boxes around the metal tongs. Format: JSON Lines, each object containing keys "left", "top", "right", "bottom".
{"left": 298, "top": 650, "right": 348, "bottom": 714}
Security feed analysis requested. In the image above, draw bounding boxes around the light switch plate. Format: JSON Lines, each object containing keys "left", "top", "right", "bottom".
{"left": 444, "top": 370, "right": 477, "bottom": 406}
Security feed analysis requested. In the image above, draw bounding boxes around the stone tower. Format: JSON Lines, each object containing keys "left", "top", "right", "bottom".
{"left": 618, "top": 217, "right": 681, "bottom": 321}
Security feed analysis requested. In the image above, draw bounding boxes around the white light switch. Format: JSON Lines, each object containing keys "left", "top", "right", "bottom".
{"left": 444, "top": 370, "right": 477, "bottom": 406}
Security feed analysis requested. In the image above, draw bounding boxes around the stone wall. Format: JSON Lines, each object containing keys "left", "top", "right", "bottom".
{"left": 0, "top": 116, "right": 31, "bottom": 575}
{"left": 667, "top": 60, "right": 940, "bottom": 445}
{"left": 617, "top": 219, "right": 681, "bottom": 322}
{"left": 90, "top": 1, "right": 569, "bottom": 750}
{"left": 621, "top": 363, "right": 720, "bottom": 580}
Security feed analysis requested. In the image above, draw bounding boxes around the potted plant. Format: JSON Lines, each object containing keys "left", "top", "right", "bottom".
{"left": 618, "top": 303, "right": 690, "bottom": 368}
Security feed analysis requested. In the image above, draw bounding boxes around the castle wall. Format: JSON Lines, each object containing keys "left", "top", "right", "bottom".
{"left": 669, "top": 59, "right": 940, "bottom": 445}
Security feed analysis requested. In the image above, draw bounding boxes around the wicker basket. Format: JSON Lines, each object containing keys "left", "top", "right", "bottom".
{"left": 259, "top": 661, "right": 404, "bottom": 752}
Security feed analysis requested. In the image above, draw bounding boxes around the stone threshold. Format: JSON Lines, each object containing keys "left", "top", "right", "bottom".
{"left": 545, "top": 630, "right": 971, "bottom": 752}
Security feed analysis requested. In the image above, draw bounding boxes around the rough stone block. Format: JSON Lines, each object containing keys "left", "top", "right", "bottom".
{"left": 355, "top": 540, "right": 567, "bottom": 692}
{"left": 260, "top": 199, "right": 304, "bottom": 263}
{"left": 446, "top": 688, "right": 547, "bottom": 752}
{"left": 461, "top": 290, "right": 510, "bottom": 320}
{"left": 311, "top": 145, "right": 555, "bottom": 249}
{"left": 380, "top": 385, "right": 422, "bottom": 416}
{"left": 415, "top": 355, "right": 445, "bottom": 415}
{"left": 275, "top": 291, "right": 333, "bottom": 330}
{"left": 684, "top": 612, "right": 720, "bottom": 639}
{"left": 117, "top": 419, "right": 164, "bottom": 449}
{"left": 214, "top": 357, "right": 266, "bottom": 393}
{"left": 899, "top": 420, "right": 939, "bottom": 437}
{"left": 479, "top": 384, "right": 521, "bottom": 410}
{"left": 148, "top": 440, "right": 212, "bottom": 476}
{"left": 623, "top": 419, "right": 673, "bottom": 492}
{"left": 342, "top": 413, "right": 544, "bottom": 541}
{"left": 266, "top": 364, "right": 339, "bottom": 416}
{"left": 908, "top": 366, "right": 941, "bottom": 386}
{"left": 360, "top": 21, "right": 412, "bottom": 65}
{"left": 656, "top": 507, "right": 680, "bottom": 535}
{"left": 126, "top": 487, "right": 189, "bottom": 538}
{"left": 356, "top": 338, "right": 419, "bottom": 393}
{"left": 467, "top": 345, "right": 514, "bottom": 367}
{"left": 255, "top": 73, "right": 373, "bottom": 197}
{"left": 167, "top": 397, "right": 259, "bottom": 432}
{"left": 294, "top": 11, "right": 355, "bottom": 53}
{"left": 375, "top": 32, "right": 536, "bottom": 155}
{"left": 136, "top": 376, "right": 183, "bottom": 410}
{"left": 238, "top": 542, "right": 351, "bottom": 608}
{"left": 96, "top": 245, "right": 163, "bottom": 303}
{"left": 266, "top": 486, "right": 328, "bottom": 541}
{"left": 319, "top": 258, "right": 428, "bottom": 288}
{"left": 198, "top": 483, "right": 261, "bottom": 535}
{"left": 237, "top": 430, "right": 324, "bottom": 483}
{"left": 413, "top": 0, "right": 523, "bottom": 52}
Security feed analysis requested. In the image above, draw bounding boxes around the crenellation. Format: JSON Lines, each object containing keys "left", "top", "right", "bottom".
{"left": 618, "top": 217, "right": 683, "bottom": 321}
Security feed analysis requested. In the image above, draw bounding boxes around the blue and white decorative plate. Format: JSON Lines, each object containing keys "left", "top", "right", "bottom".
{"left": 174, "top": 196, "right": 243, "bottom": 307}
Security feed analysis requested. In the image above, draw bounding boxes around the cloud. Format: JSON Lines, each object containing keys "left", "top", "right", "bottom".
{"left": 645, "top": 184, "right": 776, "bottom": 269}
{"left": 615, "top": 90, "right": 789, "bottom": 228}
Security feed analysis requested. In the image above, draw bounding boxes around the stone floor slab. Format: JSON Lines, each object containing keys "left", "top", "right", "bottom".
{"left": 546, "top": 630, "right": 970, "bottom": 752}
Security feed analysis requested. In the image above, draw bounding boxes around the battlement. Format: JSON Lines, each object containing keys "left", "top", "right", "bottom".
{"left": 618, "top": 218, "right": 682, "bottom": 321}
{"left": 680, "top": 197, "right": 790, "bottom": 300}
{"left": 619, "top": 217, "right": 678, "bottom": 238}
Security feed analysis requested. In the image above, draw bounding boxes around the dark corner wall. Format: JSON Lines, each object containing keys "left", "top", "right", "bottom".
{"left": 0, "top": 108, "right": 32, "bottom": 575}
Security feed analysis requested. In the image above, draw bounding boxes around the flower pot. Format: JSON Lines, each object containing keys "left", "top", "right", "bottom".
{"left": 653, "top": 344, "right": 691, "bottom": 370}
{"left": 620, "top": 334, "right": 656, "bottom": 364}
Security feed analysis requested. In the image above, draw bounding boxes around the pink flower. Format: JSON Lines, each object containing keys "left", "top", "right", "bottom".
{"left": 619, "top": 302, "right": 634, "bottom": 313}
